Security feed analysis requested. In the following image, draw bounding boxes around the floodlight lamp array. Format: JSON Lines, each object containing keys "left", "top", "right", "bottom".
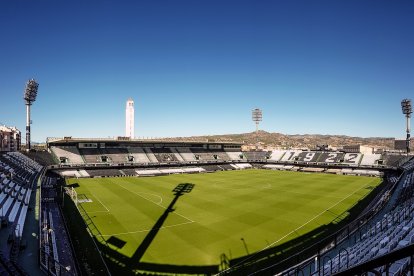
{"left": 24, "top": 79, "right": 39, "bottom": 104}
{"left": 252, "top": 108, "right": 263, "bottom": 123}
{"left": 401, "top": 99, "right": 412, "bottom": 117}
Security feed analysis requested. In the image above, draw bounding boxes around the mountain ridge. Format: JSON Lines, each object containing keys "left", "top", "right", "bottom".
{"left": 170, "top": 130, "right": 395, "bottom": 149}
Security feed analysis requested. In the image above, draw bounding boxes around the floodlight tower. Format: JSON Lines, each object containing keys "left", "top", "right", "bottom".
{"left": 401, "top": 99, "right": 412, "bottom": 154}
{"left": 24, "top": 79, "right": 39, "bottom": 151}
{"left": 252, "top": 108, "right": 263, "bottom": 135}
{"left": 252, "top": 108, "right": 263, "bottom": 147}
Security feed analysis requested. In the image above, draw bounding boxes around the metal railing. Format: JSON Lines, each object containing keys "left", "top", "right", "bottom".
{"left": 334, "top": 243, "right": 414, "bottom": 276}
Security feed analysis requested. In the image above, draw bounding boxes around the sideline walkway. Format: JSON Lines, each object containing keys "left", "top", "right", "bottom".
{"left": 18, "top": 179, "right": 43, "bottom": 276}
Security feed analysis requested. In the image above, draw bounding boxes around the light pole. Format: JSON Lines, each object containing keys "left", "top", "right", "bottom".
{"left": 401, "top": 99, "right": 412, "bottom": 154}
{"left": 240, "top": 238, "right": 249, "bottom": 255}
{"left": 252, "top": 108, "right": 263, "bottom": 149}
{"left": 24, "top": 79, "right": 39, "bottom": 151}
{"left": 252, "top": 108, "right": 263, "bottom": 135}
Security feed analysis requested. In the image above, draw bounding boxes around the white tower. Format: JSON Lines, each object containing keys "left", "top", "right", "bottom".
{"left": 126, "top": 98, "right": 135, "bottom": 138}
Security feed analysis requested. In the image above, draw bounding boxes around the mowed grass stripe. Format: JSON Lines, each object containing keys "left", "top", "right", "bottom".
{"left": 74, "top": 178, "right": 189, "bottom": 236}
{"left": 67, "top": 170, "right": 381, "bottom": 265}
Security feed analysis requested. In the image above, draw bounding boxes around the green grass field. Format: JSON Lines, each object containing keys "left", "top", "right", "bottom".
{"left": 67, "top": 169, "right": 381, "bottom": 267}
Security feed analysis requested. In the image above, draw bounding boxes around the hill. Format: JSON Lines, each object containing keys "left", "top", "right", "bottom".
{"left": 167, "top": 131, "right": 395, "bottom": 149}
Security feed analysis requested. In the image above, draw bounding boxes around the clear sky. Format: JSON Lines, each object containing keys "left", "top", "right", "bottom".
{"left": 0, "top": 0, "right": 413, "bottom": 143}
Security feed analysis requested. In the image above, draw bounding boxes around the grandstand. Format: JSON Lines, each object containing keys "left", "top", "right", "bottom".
{"left": 45, "top": 142, "right": 408, "bottom": 192}
{"left": 269, "top": 158, "right": 414, "bottom": 276}
{"left": 1, "top": 136, "right": 413, "bottom": 276}
{"left": 35, "top": 137, "right": 414, "bottom": 274}
{"left": 47, "top": 138, "right": 245, "bottom": 166}
{"left": 0, "top": 152, "right": 42, "bottom": 275}
{"left": 50, "top": 146, "right": 84, "bottom": 164}
{"left": 46, "top": 138, "right": 407, "bottom": 172}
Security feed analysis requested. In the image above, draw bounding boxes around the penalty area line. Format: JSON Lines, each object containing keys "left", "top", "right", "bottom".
{"left": 117, "top": 183, "right": 195, "bottom": 223}
{"left": 93, "top": 194, "right": 110, "bottom": 212}
{"left": 98, "top": 221, "right": 195, "bottom": 237}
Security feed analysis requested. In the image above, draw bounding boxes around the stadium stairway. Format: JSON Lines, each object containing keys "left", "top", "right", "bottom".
{"left": 176, "top": 147, "right": 197, "bottom": 162}
{"left": 143, "top": 148, "right": 158, "bottom": 163}
{"left": 127, "top": 147, "right": 151, "bottom": 163}
{"left": 170, "top": 148, "right": 185, "bottom": 162}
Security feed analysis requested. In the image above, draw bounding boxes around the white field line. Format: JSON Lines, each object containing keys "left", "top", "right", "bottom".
{"left": 88, "top": 211, "right": 111, "bottom": 214}
{"left": 218, "top": 183, "right": 371, "bottom": 275}
{"left": 98, "top": 221, "right": 195, "bottom": 237}
{"left": 117, "top": 183, "right": 195, "bottom": 223}
{"left": 135, "top": 192, "right": 163, "bottom": 205}
{"left": 94, "top": 194, "right": 110, "bottom": 212}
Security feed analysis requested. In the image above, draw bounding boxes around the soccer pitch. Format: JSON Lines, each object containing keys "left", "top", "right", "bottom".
{"left": 67, "top": 169, "right": 381, "bottom": 267}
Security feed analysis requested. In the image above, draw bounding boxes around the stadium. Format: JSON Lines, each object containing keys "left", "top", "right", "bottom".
{"left": 1, "top": 2, "right": 414, "bottom": 276}
{"left": 1, "top": 109, "right": 414, "bottom": 275}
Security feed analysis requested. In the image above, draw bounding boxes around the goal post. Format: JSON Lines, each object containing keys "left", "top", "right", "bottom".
{"left": 64, "top": 187, "right": 78, "bottom": 206}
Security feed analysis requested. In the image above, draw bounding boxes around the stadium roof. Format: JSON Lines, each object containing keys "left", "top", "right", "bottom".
{"left": 46, "top": 137, "right": 242, "bottom": 146}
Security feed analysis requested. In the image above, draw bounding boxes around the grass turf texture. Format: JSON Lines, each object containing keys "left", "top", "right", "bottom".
{"left": 67, "top": 169, "right": 381, "bottom": 267}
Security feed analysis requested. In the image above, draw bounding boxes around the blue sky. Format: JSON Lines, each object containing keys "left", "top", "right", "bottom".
{"left": 0, "top": 0, "right": 413, "bottom": 143}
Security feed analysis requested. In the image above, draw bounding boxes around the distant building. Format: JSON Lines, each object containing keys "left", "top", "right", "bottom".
{"left": 0, "top": 125, "right": 21, "bottom": 152}
{"left": 125, "top": 98, "right": 135, "bottom": 138}
{"left": 394, "top": 138, "right": 413, "bottom": 151}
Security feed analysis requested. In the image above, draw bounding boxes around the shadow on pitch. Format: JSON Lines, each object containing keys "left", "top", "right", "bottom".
{"left": 130, "top": 183, "right": 195, "bottom": 263}
{"left": 66, "top": 183, "right": 80, "bottom": 188}
{"left": 107, "top": 236, "right": 126, "bottom": 249}
{"left": 96, "top": 183, "right": 218, "bottom": 275}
